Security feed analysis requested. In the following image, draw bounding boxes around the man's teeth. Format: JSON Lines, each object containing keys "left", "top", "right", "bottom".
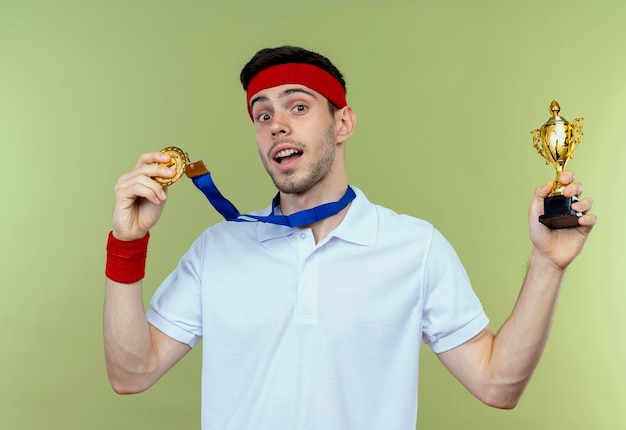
{"left": 275, "top": 149, "right": 301, "bottom": 162}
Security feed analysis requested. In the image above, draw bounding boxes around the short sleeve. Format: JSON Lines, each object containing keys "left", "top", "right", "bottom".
{"left": 421, "top": 229, "right": 489, "bottom": 353}
{"left": 146, "top": 235, "right": 205, "bottom": 348}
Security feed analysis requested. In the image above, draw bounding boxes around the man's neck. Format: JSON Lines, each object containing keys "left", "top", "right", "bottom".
{"left": 305, "top": 202, "right": 352, "bottom": 244}
{"left": 278, "top": 181, "right": 351, "bottom": 244}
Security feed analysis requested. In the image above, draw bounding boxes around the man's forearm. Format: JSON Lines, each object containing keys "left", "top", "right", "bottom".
{"left": 103, "top": 278, "right": 158, "bottom": 394}
{"left": 488, "top": 248, "right": 566, "bottom": 397}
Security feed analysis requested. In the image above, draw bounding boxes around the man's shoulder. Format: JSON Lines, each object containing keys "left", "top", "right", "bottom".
{"left": 374, "top": 203, "right": 431, "bottom": 226}
{"left": 350, "top": 187, "right": 435, "bottom": 238}
{"left": 194, "top": 217, "right": 262, "bottom": 244}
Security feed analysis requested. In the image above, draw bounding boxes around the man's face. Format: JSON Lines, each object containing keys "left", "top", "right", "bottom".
{"left": 249, "top": 84, "right": 338, "bottom": 195}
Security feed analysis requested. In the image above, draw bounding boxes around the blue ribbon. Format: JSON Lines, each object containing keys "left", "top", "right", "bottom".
{"left": 191, "top": 172, "right": 356, "bottom": 228}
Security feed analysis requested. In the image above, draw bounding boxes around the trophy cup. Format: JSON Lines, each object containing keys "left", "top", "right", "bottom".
{"left": 531, "top": 100, "right": 584, "bottom": 229}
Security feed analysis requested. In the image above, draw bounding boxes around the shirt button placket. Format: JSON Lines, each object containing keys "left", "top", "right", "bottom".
{"left": 295, "top": 230, "right": 319, "bottom": 325}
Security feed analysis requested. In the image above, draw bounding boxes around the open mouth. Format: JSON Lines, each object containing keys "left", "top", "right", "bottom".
{"left": 274, "top": 148, "right": 302, "bottom": 164}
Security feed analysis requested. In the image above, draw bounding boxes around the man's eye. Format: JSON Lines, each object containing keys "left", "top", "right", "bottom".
{"left": 293, "top": 104, "right": 307, "bottom": 113}
{"left": 257, "top": 113, "right": 272, "bottom": 123}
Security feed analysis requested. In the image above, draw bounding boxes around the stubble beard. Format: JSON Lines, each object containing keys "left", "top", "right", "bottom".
{"left": 262, "top": 124, "right": 336, "bottom": 195}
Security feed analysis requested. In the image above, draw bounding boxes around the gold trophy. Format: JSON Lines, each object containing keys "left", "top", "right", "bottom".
{"left": 531, "top": 100, "right": 584, "bottom": 229}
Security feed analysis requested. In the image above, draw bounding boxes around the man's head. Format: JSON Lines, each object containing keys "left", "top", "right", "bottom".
{"left": 241, "top": 46, "right": 356, "bottom": 197}
{"left": 240, "top": 46, "right": 347, "bottom": 118}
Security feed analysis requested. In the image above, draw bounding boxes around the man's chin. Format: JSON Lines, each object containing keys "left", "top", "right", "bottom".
{"left": 273, "top": 178, "right": 311, "bottom": 195}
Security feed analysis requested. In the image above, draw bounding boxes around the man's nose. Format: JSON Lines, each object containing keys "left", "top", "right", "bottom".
{"left": 270, "top": 111, "right": 290, "bottom": 136}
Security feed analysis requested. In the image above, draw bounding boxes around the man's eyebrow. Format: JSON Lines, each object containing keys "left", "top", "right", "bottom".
{"left": 249, "top": 87, "right": 318, "bottom": 111}
{"left": 281, "top": 88, "right": 317, "bottom": 99}
{"left": 249, "top": 95, "right": 268, "bottom": 110}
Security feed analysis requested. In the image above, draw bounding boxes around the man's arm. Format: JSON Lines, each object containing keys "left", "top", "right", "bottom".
{"left": 103, "top": 152, "right": 190, "bottom": 394}
{"left": 437, "top": 170, "right": 596, "bottom": 409}
{"left": 104, "top": 278, "right": 191, "bottom": 393}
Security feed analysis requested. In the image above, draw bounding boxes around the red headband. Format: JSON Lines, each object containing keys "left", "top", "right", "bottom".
{"left": 246, "top": 63, "right": 347, "bottom": 119}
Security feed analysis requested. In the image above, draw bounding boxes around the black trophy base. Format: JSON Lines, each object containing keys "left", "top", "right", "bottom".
{"left": 539, "top": 195, "right": 581, "bottom": 229}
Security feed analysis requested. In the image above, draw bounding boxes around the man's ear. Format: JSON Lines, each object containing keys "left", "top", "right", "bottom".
{"left": 336, "top": 106, "right": 357, "bottom": 143}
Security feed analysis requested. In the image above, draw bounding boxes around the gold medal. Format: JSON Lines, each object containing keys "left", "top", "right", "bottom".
{"left": 153, "top": 146, "right": 189, "bottom": 186}
{"left": 153, "top": 146, "right": 209, "bottom": 186}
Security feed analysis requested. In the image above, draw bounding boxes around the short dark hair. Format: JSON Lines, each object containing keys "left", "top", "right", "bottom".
{"left": 240, "top": 46, "right": 346, "bottom": 113}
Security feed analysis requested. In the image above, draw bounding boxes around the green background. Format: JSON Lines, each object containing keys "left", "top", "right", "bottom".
{"left": 1, "top": 0, "right": 624, "bottom": 428}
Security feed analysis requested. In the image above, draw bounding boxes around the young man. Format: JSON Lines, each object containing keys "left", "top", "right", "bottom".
{"left": 104, "top": 46, "right": 596, "bottom": 429}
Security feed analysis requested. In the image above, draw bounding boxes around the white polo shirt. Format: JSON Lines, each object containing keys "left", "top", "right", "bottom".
{"left": 147, "top": 187, "right": 488, "bottom": 430}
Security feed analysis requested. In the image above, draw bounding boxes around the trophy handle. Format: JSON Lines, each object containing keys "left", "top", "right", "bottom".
{"left": 531, "top": 128, "right": 550, "bottom": 164}
{"left": 567, "top": 117, "right": 584, "bottom": 159}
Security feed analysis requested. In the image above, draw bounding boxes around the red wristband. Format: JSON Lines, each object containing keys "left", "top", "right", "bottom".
{"left": 105, "top": 231, "right": 150, "bottom": 284}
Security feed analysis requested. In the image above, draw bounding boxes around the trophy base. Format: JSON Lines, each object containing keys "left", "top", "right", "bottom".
{"left": 539, "top": 195, "right": 581, "bottom": 229}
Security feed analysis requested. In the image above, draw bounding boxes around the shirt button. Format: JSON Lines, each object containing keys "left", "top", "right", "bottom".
{"left": 300, "top": 233, "right": 306, "bottom": 239}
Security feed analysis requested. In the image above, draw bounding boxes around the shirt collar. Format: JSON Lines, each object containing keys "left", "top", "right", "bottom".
{"left": 256, "top": 186, "right": 377, "bottom": 245}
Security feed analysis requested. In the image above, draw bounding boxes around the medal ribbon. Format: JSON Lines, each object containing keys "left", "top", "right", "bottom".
{"left": 190, "top": 171, "right": 355, "bottom": 227}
